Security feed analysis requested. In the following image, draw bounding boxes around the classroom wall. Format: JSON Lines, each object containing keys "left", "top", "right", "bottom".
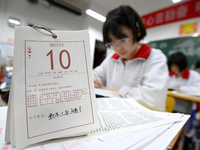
{"left": 0, "top": 0, "right": 104, "bottom": 66}
{"left": 0, "top": 0, "right": 104, "bottom": 43}
{"left": 145, "top": 18, "right": 200, "bottom": 42}
{"left": 0, "top": 0, "right": 199, "bottom": 66}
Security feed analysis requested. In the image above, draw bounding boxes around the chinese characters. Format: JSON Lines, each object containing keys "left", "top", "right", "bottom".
{"left": 48, "top": 106, "right": 82, "bottom": 120}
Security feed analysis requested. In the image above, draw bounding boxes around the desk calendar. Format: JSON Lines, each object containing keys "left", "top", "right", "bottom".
{"left": 5, "top": 25, "right": 98, "bottom": 149}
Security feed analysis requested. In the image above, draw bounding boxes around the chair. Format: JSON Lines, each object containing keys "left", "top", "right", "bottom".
{"left": 165, "top": 96, "right": 176, "bottom": 112}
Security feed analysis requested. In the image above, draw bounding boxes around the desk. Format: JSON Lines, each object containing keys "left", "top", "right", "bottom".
{"left": 167, "top": 91, "right": 200, "bottom": 114}
{"left": 168, "top": 127, "right": 183, "bottom": 149}
{"left": 168, "top": 91, "right": 200, "bottom": 103}
{"left": 167, "top": 91, "right": 200, "bottom": 149}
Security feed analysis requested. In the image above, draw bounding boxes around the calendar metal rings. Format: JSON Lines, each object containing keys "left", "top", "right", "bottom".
{"left": 33, "top": 24, "right": 57, "bottom": 39}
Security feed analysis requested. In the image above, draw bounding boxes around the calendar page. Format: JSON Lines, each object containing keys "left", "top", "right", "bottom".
{"left": 5, "top": 26, "right": 98, "bottom": 149}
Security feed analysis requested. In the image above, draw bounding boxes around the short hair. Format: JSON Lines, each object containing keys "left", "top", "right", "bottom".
{"left": 103, "top": 5, "right": 146, "bottom": 44}
{"left": 195, "top": 60, "right": 200, "bottom": 69}
{"left": 167, "top": 52, "right": 187, "bottom": 72}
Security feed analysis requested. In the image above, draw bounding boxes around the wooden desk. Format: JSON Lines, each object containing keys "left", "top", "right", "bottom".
{"left": 168, "top": 91, "right": 200, "bottom": 102}
{"left": 168, "top": 128, "right": 183, "bottom": 149}
{"left": 167, "top": 91, "right": 200, "bottom": 149}
{"left": 167, "top": 91, "right": 200, "bottom": 114}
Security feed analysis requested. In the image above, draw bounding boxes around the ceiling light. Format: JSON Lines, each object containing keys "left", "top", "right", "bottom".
{"left": 86, "top": 9, "right": 106, "bottom": 22}
{"left": 140, "top": 39, "right": 148, "bottom": 44}
{"left": 172, "top": 0, "right": 181, "bottom": 3}
{"left": 8, "top": 18, "right": 21, "bottom": 27}
{"left": 192, "top": 33, "right": 200, "bottom": 37}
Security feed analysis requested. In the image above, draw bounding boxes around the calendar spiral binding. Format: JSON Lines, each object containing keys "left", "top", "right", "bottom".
{"left": 33, "top": 24, "right": 57, "bottom": 39}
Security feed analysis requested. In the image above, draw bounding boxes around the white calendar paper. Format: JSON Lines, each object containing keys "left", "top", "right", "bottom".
{"left": 5, "top": 26, "right": 98, "bottom": 149}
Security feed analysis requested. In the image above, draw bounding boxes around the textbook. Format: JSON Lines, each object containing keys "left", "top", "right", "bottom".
{"left": 5, "top": 25, "right": 98, "bottom": 149}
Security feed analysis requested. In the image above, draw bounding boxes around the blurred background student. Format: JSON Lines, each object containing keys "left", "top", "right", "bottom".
{"left": 167, "top": 51, "right": 200, "bottom": 93}
{"left": 93, "top": 5, "right": 169, "bottom": 111}
{"left": 194, "top": 59, "right": 200, "bottom": 74}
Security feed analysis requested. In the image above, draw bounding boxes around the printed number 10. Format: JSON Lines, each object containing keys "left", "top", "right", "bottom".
{"left": 47, "top": 50, "right": 71, "bottom": 70}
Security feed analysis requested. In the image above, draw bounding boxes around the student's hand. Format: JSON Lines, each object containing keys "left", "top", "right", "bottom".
{"left": 168, "top": 88, "right": 180, "bottom": 91}
{"left": 93, "top": 77, "right": 102, "bottom": 88}
{"left": 102, "top": 87, "right": 119, "bottom": 92}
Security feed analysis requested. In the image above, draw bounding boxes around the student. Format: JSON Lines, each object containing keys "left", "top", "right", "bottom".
{"left": 93, "top": 5, "right": 169, "bottom": 111}
{"left": 195, "top": 60, "right": 200, "bottom": 74}
{"left": 167, "top": 52, "right": 200, "bottom": 93}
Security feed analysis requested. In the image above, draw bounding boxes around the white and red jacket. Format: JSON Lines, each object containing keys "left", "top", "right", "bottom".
{"left": 93, "top": 44, "right": 169, "bottom": 111}
{"left": 168, "top": 69, "right": 200, "bottom": 93}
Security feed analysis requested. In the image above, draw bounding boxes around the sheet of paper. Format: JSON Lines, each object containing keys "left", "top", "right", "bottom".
{"left": 129, "top": 113, "right": 185, "bottom": 149}
{"left": 95, "top": 88, "right": 121, "bottom": 98}
{"left": 4, "top": 77, "right": 16, "bottom": 147}
{"left": 91, "top": 98, "right": 181, "bottom": 136}
{"left": 138, "top": 114, "right": 190, "bottom": 150}
{"left": 0, "top": 107, "right": 8, "bottom": 150}
{"left": 129, "top": 124, "right": 173, "bottom": 150}
{"left": 7, "top": 26, "right": 98, "bottom": 149}
{"left": 93, "top": 124, "right": 172, "bottom": 150}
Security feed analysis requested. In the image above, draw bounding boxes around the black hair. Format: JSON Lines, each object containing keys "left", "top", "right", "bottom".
{"left": 167, "top": 52, "right": 187, "bottom": 72}
{"left": 195, "top": 60, "right": 200, "bottom": 69}
{"left": 103, "top": 5, "right": 146, "bottom": 44}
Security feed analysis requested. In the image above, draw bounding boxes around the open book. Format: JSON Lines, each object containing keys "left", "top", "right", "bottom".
{"left": 5, "top": 26, "right": 98, "bottom": 149}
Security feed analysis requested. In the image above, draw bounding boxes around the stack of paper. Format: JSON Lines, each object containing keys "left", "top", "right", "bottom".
{"left": 1, "top": 97, "right": 190, "bottom": 150}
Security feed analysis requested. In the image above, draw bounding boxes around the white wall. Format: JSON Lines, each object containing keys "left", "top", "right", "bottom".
{"left": 145, "top": 18, "right": 200, "bottom": 42}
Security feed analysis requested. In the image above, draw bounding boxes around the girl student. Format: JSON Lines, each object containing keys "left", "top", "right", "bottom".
{"left": 168, "top": 51, "right": 200, "bottom": 93}
{"left": 93, "top": 5, "right": 169, "bottom": 111}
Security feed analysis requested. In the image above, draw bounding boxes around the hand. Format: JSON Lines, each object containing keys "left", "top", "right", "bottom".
{"left": 102, "top": 87, "right": 119, "bottom": 92}
{"left": 93, "top": 77, "right": 102, "bottom": 88}
{"left": 168, "top": 88, "right": 180, "bottom": 91}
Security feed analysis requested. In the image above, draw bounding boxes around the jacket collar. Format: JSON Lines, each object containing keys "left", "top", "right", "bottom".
{"left": 169, "top": 68, "right": 190, "bottom": 79}
{"left": 111, "top": 44, "right": 151, "bottom": 61}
